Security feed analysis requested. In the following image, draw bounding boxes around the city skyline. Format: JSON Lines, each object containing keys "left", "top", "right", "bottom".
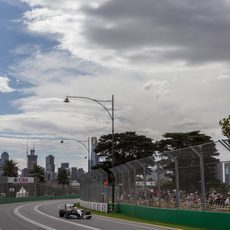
{"left": 0, "top": 136, "right": 90, "bottom": 170}
{"left": 0, "top": 136, "right": 97, "bottom": 172}
{"left": 0, "top": 142, "right": 88, "bottom": 171}
{"left": 0, "top": 149, "right": 85, "bottom": 178}
{"left": 2, "top": 148, "right": 230, "bottom": 187}
{"left": 0, "top": 0, "right": 229, "bottom": 170}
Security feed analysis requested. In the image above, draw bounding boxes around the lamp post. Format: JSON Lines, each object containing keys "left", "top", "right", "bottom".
{"left": 64, "top": 95, "right": 115, "bottom": 167}
{"left": 60, "top": 138, "right": 90, "bottom": 171}
{"left": 64, "top": 94, "right": 115, "bottom": 208}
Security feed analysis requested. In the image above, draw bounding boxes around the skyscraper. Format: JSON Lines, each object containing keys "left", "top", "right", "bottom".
{"left": 71, "top": 167, "right": 78, "bottom": 180}
{"left": 61, "top": 162, "right": 69, "bottom": 169}
{"left": 77, "top": 168, "right": 84, "bottom": 180}
{"left": 58, "top": 162, "right": 70, "bottom": 175}
{"left": 0, "top": 152, "right": 9, "bottom": 176}
{"left": 46, "top": 155, "right": 55, "bottom": 180}
{"left": 1, "top": 152, "right": 9, "bottom": 163}
{"left": 27, "top": 148, "right": 37, "bottom": 170}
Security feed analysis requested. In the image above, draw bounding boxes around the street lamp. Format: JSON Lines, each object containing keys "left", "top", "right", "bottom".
{"left": 60, "top": 138, "right": 90, "bottom": 171}
{"left": 64, "top": 95, "right": 115, "bottom": 167}
{"left": 64, "top": 94, "right": 115, "bottom": 209}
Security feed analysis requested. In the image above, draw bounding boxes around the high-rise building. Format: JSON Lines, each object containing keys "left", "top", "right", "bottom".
{"left": 61, "top": 162, "right": 69, "bottom": 169}
{"left": 71, "top": 167, "right": 78, "bottom": 180}
{"left": 58, "top": 162, "right": 70, "bottom": 175}
{"left": 77, "top": 168, "right": 84, "bottom": 180}
{"left": 1, "top": 152, "right": 9, "bottom": 163}
{"left": 27, "top": 148, "right": 38, "bottom": 170}
{"left": 46, "top": 155, "right": 55, "bottom": 180}
{"left": 21, "top": 168, "right": 30, "bottom": 177}
{"left": 0, "top": 152, "right": 9, "bottom": 176}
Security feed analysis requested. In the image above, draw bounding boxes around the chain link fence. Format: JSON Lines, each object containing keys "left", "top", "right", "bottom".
{"left": 110, "top": 139, "right": 230, "bottom": 212}
{"left": 0, "top": 137, "right": 229, "bottom": 212}
{"left": 79, "top": 168, "right": 108, "bottom": 203}
{"left": 0, "top": 176, "right": 79, "bottom": 198}
{"left": 79, "top": 139, "right": 230, "bottom": 212}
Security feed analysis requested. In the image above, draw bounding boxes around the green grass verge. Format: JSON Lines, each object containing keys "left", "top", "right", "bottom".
{"left": 75, "top": 203, "right": 207, "bottom": 230}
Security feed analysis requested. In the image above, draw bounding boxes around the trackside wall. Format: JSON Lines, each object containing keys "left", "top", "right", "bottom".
{"left": 0, "top": 194, "right": 80, "bottom": 205}
{"left": 118, "top": 204, "right": 230, "bottom": 230}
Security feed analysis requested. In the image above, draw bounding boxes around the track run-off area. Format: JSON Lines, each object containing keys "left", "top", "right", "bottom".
{"left": 0, "top": 199, "right": 180, "bottom": 230}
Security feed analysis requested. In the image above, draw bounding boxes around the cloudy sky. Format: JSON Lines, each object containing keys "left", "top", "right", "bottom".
{"left": 0, "top": 0, "right": 229, "bottom": 171}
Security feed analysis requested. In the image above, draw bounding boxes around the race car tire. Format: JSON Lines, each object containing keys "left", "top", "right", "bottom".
{"left": 59, "top": 209, "right": 65, "bottom": 217}
{"left": 65, "top": 211, "right": 71, "bottom": 219}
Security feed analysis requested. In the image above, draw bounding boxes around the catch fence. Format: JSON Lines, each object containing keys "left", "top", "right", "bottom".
{"left": 0, "top": 177, "right": 79, "bottom": 198}
{"left": 80, "top": 139, "right": 230, "bottom": 212}
{"left": 79, "top": 168, "right": 108, "bottom": 203}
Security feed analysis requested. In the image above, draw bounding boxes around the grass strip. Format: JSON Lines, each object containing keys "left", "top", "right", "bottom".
{"left": 75, "top": 203, "right": 207, "bottom": 230}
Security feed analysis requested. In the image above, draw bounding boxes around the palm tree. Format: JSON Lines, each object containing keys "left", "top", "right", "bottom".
{"left": 0, "top": 160, "right": 18, "bottom": 177}
{"left": 30, "top": 165, "right": 45, "bottom": 183}
{"left": 57, "top": 168, "right": 71, "bottom": 185}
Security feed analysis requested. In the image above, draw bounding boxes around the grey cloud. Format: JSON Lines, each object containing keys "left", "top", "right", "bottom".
{"left": 82, "top": 0, "right": 230, "bottom": 64}
{"left": 173, "top": 121, "right": 212, "bottom": 130}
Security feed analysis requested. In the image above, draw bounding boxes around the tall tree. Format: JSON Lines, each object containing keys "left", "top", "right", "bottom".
{"left": 57, "top": 168, "right": 71, "bottom": 185}
{"left": 156, "top": 131, "right": 221, "bottom": 192}
{"left": 95, "top": 131, "right": 157, "bottom": 168}
{"left": 0, "top": 160, "right": 18, "bottom": 177}
{"left": 219, "top": 115, "right": 230, "bottom": 138}
{"left": 30, "top": 165, "right": 45, "bottom": 183}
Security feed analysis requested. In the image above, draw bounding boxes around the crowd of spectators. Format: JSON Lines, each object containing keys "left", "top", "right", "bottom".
{"left": 118, "top": 189, "right": 230, "bottom": 211}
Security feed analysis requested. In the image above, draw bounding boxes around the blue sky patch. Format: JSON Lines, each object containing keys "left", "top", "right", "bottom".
{"left": 0, "top": 1, "right": 57, "bottom": 115}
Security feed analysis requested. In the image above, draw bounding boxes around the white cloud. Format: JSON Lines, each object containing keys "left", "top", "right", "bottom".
{"left": 0, "top": 76, "right": 15, "bottom": 93}
{"left": 218, "top": 74, "right": 230, "bottom": 80}
{"left": 6, "top": 48, "right": 230, "bottom": 139}
{"left": 20, "top": 0, "right": 109, "bottom": 10}
{"left": 1, "top": 48, "right": 230, "bottom": 170}
{"left": 21, "top": 6, "right": 121, "bottom": 69}
{"left": 144, "top": 79, "right": 171, "bottom": 98}
{"left": 20, "top": 0, "right": 230, "bottom": 67}
{"left": 1, "top": 0, "right": 230, "bottom": 170}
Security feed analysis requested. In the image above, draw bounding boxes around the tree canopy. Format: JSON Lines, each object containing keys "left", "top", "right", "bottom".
{"left": 155, "top": 131, "right": 221, "bottom": 192}
{"left": 0, "top": 160, "right": 18, "bottom": 177}
{"left": 30, "top": 165, "right": 46, "bottom": 183}
{"left": 57, "top": 168, "right": 71, "bottom": 185}
{"left": 219, "top": 115, "right": 230, "bottom": 138}
{"left": 156, "top": 131, "right": 214, "bottom": 150}
{"left": 94, "top": 131, "right": 157, "bottom": 168}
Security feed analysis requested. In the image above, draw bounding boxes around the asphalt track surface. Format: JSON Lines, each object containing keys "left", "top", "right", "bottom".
{"left": 0, "top": 199, "right": 179, "bottom": 230}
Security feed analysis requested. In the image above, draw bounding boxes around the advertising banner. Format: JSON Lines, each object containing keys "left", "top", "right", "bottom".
{"left": 80, "top": 200, "right": 108, "bottom": 213}
{"left": 7, "top": 177, "right": 34, "bottom": 184}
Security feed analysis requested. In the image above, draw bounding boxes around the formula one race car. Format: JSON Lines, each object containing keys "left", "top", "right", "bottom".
{"left": 59, "top": 203, "right": 92, "bottom": 219}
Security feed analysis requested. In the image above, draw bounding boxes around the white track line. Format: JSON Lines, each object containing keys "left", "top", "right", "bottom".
{"left": 94, "top": 216, "right": 162, "bottom": 230}
{"left": 34, "top": 204, "right": 101, "bottom": 230}
{"left": 94, "top": 215, "right": 181, "bottom": 230}
{"left": 14, "top": 205, "right": 56, "bottom": 230}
